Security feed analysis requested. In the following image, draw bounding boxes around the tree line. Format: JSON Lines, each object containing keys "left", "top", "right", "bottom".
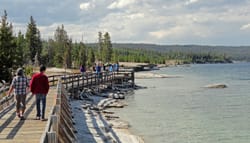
{"left": 0, "top": 10, "right": 232, "bottom": 82}
{"left": 0, "top": 11, "right": 113, "bottom": 81}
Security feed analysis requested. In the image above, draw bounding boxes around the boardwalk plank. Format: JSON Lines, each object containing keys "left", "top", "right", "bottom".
{"left": 0, "top": 88, "right": 57, "bottom": 143}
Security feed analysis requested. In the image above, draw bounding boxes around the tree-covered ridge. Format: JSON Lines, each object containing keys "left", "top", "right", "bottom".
{"left": 111, "top": 47, "right": 232, "bottom": 64}
{"left": 0, "top": 10, "right": 242, "bottom": 82}
{"left": 111, "top": 43, "right": 250, "bottom": 61}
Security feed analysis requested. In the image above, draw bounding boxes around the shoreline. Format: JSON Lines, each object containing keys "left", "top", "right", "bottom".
{"left": 70, "top": 71, "right": 182, "bottom": 143}
{"left": 71, "top": 86, "right": 145, "bottom": 143}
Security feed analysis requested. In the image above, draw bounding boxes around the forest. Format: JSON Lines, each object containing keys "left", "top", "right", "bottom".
{"left": 1, "top": 10, "right": 245, "bottom": 82}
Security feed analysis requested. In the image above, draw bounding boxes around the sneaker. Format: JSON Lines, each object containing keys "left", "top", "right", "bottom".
{"left": 36, "top": 116, "right": 40, "bottom": 120}
{"left": 20, "top": 116, "right": 25, "bottom": 120}
{"left": 40, "top": 118, "right": 46, "bottom": 121}
{"left": 17, "top": 114, "right": 21, "bottom": 118}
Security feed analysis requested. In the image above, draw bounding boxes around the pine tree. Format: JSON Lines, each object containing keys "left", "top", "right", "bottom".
{"left": 63, "top": 39, "right": 72, "bottom": 68}
{"left": 87, "top": 47, "right": 95, "bottom": 67}
{"left": 98, "top": 32, "right": 103, "bottom": 61}
{"left": 78, "top": 42, "right": 87, "bottom": 66}
{"left": 103, "top": 32, "right": 112, "bottom": 63}
{"left": 15, "top": 31, "right": 26, "bottom": 66}
{"left": 53, "top": 25, "right": 72, "bottom": 68}
{"left": 40, "top": 38, "right": 54, "bottom": 66}
{"left": 0, "top": 10, "right": 16, "bottom": 81}
{"left": 25, "top": 16, "right": 41, "bottom": 65}
{"left": 36, "top": 30, "right": 42, "bottom": 65}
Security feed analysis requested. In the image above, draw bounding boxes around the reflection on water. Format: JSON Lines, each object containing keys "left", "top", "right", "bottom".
{"left": 113, "top": 63, "right": 250, "bottom": 143}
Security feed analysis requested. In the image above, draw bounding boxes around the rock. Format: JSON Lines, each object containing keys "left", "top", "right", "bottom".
{"left": 205, "top": 83, "right": 227, "bottom": 88}
{"left": 108, "top": 93, "right": 125, "bottom": 99}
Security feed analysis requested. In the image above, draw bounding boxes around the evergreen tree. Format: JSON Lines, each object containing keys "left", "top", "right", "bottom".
{"left": 0, "top": 10, "right": 16, "bottom": 81}
{"left": 87, "top": 47, "right": 95, "bottom": 67}
{"left": 79, "top": 42, "right": 87, "bottom": 66}
{"left": 103, "top": 32, "right": 112, "bottom": 63}
{"left": 98, "top": 31, "right": 103, "bottom": 61}
{"left": 63, "top": 39, "right": 72, "bottom": 68}
{"left": 25, "top": 16, "right": 41, "bottom": 65}
{"left": 15, "top": 31, "right": 26, "bottom": 66}
{"left": 40, "top": 38, "right": 54, "bottom": 66}
{"left": 53, "top": 25, "right": 72, "bottom": 68}
{"left": 36, "top": 30, "right": 42, "bottom": 65}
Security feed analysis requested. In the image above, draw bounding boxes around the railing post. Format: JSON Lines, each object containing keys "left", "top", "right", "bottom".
{"left": 77, "top": 75, "right": 79, "bottom": 88}
{"left": 71, "top": 75, "right": 73, "bottom": 90}
{"left": 47, "top": 132, "right": 57, "bottom": 143}
{"left": 132, "top": 70, "right": 135, "bottom": 87}
{"left": 86, "top": 73, "right": 88, "bottom": 87}
{"left": 48, "top": 115, "right": 58, "bottom": 143}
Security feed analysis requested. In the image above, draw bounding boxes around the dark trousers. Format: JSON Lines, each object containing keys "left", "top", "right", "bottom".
{"left": 35, "top": 94, "right": 46, "bottom": 119}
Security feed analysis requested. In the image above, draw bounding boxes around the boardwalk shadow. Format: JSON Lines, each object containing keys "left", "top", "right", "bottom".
{"left": 73, "top": 105, "right": 97, "bottom": 143}
{"left": 98, "top": 113, "right": 122, "bottom": 143}
{"left": 0, "top": 94, "right": 36, "bottom": 139}
{"left": 73, "top": 103, "right": 122, "bottom": 143}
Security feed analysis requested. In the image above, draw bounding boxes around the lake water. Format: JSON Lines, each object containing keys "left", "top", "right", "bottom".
{"left": 113, "top": 63, "right": 250, "bottom": 143}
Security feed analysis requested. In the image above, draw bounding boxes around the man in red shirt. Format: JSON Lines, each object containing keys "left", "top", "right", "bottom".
{"left": 30, "top": 65, "right": 49, "bottom": 121}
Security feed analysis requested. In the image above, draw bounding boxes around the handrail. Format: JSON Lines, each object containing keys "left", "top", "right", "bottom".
{"left": 0, "top": 70, "right": 134, "bottom": 143}
{"left": 1, "top": 70, "right": 134, "bottom": 113}
{"left": 40, "top": 70, "right": 134, "bottom": 143}
{"left": 40, "top": 80, "right": 77, "bottom": 143}
{"left": 0, "top": 75, "right": 65, "bottom": 113}
{"left": 60, "top": 70, "right": 134, "bottom": 90}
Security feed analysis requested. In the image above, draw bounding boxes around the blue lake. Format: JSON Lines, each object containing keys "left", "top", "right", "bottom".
{"left": 113, "top": 63, "right": 250, "bottom": 143}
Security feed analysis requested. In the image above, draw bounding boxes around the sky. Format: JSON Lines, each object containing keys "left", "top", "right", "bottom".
{"left": 1, "top": 0, "right": 250, "bottom": 46}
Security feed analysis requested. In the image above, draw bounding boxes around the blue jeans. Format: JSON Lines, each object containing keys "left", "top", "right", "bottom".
{"left": 35, "top": 94, "right": 46, "bottom": 119}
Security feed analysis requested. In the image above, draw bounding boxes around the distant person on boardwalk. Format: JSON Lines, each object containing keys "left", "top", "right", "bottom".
{"left": 102, "top": 63, "right": 106, "bottom": 71}
{"left": 114, "top": 62, "right": 119, "bottom": 72}
{"left": 96, "top": 63, "right": 102, "bottom": 78}
{"left": 92, "top": 63, "right": 96, "bottom": 72}
{"left": 109, "top": 64, "right": 113, "bottom": 72}
{"left": 80, "top": 64, "right": 86, "bottom": 78}
{"left": 30, "top": 65, "right": 49, "bottom": 121}
{"left": 7, "top": 68, "right": 29, "bottom": 120}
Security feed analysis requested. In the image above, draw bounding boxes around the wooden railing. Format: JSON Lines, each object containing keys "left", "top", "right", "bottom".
{"left": 0, "top": 70, "right": 134, "bottom": 113}
{"left": 60, "top": 70, "right": 134, "bottom": 90}
{"left": 0, "top": 87, "right": 15, "bottom": 114}
{"left": 0, "top": 70, "right": 134, "bottom": 142}
{"left": 40, "top": 80, "right": 77, "bottom": 143}
{"left": 0, "top": 75, "right": 65, "bottom": 113}
{"left": 40, "top": 70, "right": 134, "bottom": 143}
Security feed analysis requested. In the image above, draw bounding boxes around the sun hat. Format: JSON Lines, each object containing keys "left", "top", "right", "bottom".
{"left": 16, "top": 68, "right": 23, "bottom": 76}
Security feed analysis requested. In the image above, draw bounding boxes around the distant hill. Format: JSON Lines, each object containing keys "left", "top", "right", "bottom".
{"left": 87, "top": 43, "right": 250, "bottom": 61}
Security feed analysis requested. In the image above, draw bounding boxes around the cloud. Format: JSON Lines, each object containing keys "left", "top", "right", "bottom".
{"left": 185, "top": 0, "right": 199, "bottom": 5}
{"left": 108, "top": 0, "right": 136, "bottom": 9}
{"left": 240, "top": 23, "right": 250, "bottom": 30}
{"left": 2, "top": 0, "right": 250, "bottom": 45}
{"left": 127, "top": 13, "right": 145, "bottom": 19}
{"left": 80, "top": 2, "right": 94, "bottom": 10}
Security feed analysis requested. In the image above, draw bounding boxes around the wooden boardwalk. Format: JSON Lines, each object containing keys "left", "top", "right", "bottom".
{"left": 0, "top": 70, "right": 135, "bottom": 143}
{"left": 0, "top": 87, "right": 57, "bottom": 143}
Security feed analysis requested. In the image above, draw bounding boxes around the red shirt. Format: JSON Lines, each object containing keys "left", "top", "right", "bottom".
{"left": 30, "top": 72, "right": 49, "bottom": 94}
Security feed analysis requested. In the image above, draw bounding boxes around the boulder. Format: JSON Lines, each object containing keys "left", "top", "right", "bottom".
{"left": 205, "top": 83, "right": 227, "bottom": 88}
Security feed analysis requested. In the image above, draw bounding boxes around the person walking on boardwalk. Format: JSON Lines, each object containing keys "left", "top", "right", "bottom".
{"left": 7, "top": 68, "right": 29, "bottom": 120}
{"left": 80, "top": 64, "right": 86, "bottom": 79}
{"left": 30, "top": 65, "right": 49, "bottom": 121}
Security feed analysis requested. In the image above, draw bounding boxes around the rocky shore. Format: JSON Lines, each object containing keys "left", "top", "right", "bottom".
{"left": 135, "top": 71, "right": 182, "bottom": 79}
{"left": 69, "top": 69, "right": 183, "bottom": 143}
{"left": 71, "top": 86, "right": 145, "bottom": 143}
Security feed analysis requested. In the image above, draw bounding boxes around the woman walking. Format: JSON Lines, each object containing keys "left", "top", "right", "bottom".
{"left": 7, "top": 68, "right": 29, "bottom": 120}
